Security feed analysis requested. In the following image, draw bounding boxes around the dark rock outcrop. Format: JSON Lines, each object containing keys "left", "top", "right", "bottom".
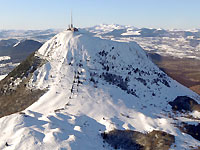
{"left": 102, "top": 129, "right": 175, "bottom": 150}
{"left": 178, "top": 123, "right": 200, "bottom": 141}
{"left": 169, "top": 96, "right": 200, "bottom": 112}
{"left": 0, "top": 52, "right": 46, "bottom": 118}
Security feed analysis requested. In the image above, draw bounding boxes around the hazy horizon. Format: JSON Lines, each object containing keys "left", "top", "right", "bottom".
{"left": 0, "top": 24, "right": 199, "bottom": 31}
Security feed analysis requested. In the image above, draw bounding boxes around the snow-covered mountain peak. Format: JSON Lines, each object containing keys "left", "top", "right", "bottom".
{"left": 37, "top": 30, "right": 147, "bottom": 65}
{"left": 0, "top": 29, "right": 200, "bottom": 150}
{"left": 30, "top": 29, "right": 162, "bottom": 96}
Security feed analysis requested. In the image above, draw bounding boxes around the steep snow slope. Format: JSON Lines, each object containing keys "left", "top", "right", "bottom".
{"left": 0, "top": 29, "right": 200, "bottom": 150}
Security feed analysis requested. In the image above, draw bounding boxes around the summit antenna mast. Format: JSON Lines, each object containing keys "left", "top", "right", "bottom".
{"left": 67, "top": 10, "right": 78, "bottom": 32}
{"left": 70, "top": 11, "right": 73, "bottom": 28}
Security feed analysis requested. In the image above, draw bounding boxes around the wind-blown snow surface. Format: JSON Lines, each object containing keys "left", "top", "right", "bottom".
{"left": 0, "top": 29, "right": 200, "bottom": 150}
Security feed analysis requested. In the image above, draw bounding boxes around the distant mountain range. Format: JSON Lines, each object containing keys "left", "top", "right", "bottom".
{"left": 0, "top": 39, "right": 42, "bottom": 62}
{"left": 0, "top": 39, "right": 42, "bottom": 75}
{"left": 87, "top": 24, "right": 200, "bottom": 38}
{"left": 0, "top": 29, "right": 61, "bottom": 42}
{"left": 86, "top": 24, "right": 200, "bottom": 60}
{"left": 1, "top": 26, "right": 200, "bottom": 59}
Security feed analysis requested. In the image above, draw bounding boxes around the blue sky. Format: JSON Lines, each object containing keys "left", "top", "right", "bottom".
{"left": 0, "top": 0, "right": 199, "bottom": 30}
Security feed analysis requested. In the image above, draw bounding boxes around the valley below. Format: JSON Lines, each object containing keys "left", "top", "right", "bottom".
{"left": 149, "top": 53, "right": 200, "bottom": 95}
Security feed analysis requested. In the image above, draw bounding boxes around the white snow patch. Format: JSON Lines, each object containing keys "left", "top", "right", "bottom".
{"left": 190, "top": 111, "right": 200, "bottom": 119}
{"left": 0, "top": 56, "right": 11, "bottom": 61}
{"left": 13, "top": 41, "right": 20, "bottom": 47}
{"left": 0, "top": 74, "right": 7, "bottom": 81}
